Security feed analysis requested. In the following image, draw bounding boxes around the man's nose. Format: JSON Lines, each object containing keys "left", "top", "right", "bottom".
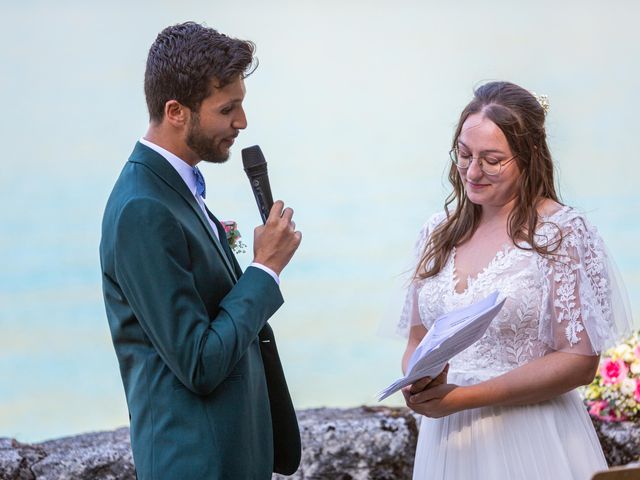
{"left": 233, "top": 107, "right": 247, "bottom": 130}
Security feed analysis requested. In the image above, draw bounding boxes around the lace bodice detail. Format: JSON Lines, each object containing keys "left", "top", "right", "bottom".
{"left": 398, "top": 207, "right": 631, "bottom": 382}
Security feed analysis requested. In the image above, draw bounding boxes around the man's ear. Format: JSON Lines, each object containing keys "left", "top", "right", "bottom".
{"left": 164, "top": 100, "right": 189, "bottom": 127}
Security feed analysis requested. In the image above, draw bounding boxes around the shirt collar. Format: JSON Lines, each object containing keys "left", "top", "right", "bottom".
{"left": 139, "top": 137, "right": 198, "bottom": 197}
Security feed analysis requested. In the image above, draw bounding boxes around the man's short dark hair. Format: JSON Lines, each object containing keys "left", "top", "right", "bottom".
{"left": 144, "top": 22, "right": 256, "bottom": 123}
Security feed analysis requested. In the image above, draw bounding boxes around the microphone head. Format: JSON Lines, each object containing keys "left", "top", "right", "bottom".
{"left": 242, "top": 145, "right": 266, "bottom": 169}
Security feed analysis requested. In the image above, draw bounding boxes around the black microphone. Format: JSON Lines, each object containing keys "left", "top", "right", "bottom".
{"left": 242, "top": 145, "right": 274, "bottom": 224}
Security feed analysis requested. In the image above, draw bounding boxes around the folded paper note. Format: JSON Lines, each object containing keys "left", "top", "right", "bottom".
{"left": 378, "top": 291, "right": 506, "bottom": 401}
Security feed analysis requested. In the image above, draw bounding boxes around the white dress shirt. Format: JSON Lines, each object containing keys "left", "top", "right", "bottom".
{"left": 139, "top": 137, "right": 280, "bottom": 285}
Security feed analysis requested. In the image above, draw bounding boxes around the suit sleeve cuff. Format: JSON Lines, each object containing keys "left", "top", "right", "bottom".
{"left": 249, "top": 263, "right": 280, "bottom": 285}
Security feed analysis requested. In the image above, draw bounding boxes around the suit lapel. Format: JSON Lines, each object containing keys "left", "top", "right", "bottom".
{"left": 129, "top": 142, "right": 238, "bottom": 282}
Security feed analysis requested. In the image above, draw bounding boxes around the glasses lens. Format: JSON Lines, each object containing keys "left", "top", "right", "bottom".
{"left": 450, "top": 149, "right": 469, "bottom": 168}
{"left": 482, "top": 163, "right": 500, "bottom": 175}
{"left": 482, "top": 160, "right": 500, "bottom": 176}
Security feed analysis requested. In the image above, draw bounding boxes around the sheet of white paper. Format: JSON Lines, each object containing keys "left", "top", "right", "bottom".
{"left": 406, "top": 291, "right": 499, "bottom": 373}
{"left": 378, "top": 291, "right": 505, "bottom": 401}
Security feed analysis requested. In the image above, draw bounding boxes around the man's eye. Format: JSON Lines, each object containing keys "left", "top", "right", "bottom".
{"left": 221, "top": 107, "right": 232, "bottom": 115}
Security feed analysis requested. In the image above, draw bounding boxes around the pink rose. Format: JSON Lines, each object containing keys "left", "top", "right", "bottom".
{"left": 635, "top": 379, "right": 640, "bottom": 403}
{"left": 588, "top": 400, "right": 608, "bottom": 417}
{"left": 600, "top": 358, "right": 629, "bottom": 385}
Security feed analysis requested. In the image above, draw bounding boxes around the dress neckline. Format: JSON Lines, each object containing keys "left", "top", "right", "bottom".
{"left": 450, "top": 244, "right": 515, "bottom": 296}
{"left": 449, "top": 205, "right": 571, "bottom": 296}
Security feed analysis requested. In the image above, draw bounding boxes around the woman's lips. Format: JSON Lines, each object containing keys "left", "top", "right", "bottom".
{"left": 467, "top": 181, "right": 490, "bottom": 190}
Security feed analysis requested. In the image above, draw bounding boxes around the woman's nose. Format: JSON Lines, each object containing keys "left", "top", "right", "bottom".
{"left": 466, "top": 157, "right": 484, "bottom": 180}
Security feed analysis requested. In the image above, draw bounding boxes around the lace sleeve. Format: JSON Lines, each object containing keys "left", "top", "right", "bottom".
{"left": 397, "top": 213, "right": 445, "bottom": 337}
{"left": 538, "top": 214, "right": 634, "bottom": 355}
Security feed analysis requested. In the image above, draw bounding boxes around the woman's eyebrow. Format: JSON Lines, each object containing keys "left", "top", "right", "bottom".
{"left": 457, "top": 140, "right": 506, "bottom": 155}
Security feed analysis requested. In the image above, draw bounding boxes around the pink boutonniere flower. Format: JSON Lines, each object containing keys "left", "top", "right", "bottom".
{"left": 221, "top": 220, "right": 246, "bottom": 255}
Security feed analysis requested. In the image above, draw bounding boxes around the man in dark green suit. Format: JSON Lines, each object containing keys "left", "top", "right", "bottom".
{"left": 100, "top": 22, "right": 302, "bottom": 479}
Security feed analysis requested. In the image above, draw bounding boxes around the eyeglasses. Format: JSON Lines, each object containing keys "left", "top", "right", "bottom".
{"left": 449, "top": 147, "right": 516, "bottom": 176}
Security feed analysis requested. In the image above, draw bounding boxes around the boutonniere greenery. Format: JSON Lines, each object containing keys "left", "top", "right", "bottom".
{"left": 222, "top": 220, "right": 246, "bottom": 255}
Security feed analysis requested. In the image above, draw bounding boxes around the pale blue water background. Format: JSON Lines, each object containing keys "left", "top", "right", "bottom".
{"left": 1, "top": 0, "right": 639, "bottom": 442}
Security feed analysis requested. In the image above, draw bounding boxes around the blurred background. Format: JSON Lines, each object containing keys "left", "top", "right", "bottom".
{"left": 1, "top": 0, "right": 638, "bottom": 442}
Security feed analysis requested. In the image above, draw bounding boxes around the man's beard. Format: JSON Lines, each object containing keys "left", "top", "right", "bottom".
{"left": 186, "top": 112, "right": 229, "bottom": 163}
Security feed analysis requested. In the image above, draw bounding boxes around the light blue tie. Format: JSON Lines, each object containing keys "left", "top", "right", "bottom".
{"left": 193, "top": 167, "right": 206, "bottom": 199}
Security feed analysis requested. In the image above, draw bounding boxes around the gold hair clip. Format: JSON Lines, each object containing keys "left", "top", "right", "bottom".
{"left": 530, "top": 91, "right": 550, "bottom": 115}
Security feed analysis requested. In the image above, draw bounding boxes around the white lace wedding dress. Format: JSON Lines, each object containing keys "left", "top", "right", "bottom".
{"left": 398, "top": 206, "right": 632, "bottom": 480}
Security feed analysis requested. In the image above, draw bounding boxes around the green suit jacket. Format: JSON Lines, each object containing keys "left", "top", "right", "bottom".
{"left": 99, "top": 142, "right": 300, "bottom": 479}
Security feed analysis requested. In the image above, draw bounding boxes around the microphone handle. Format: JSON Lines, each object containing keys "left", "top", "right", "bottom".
{"left": 250, "top": 173, "right": 274, "bottom": 224}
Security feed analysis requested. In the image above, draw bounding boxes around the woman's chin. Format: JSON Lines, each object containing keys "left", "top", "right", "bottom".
{"left": 465, "top": 190, "right": 487, "bottom": 206}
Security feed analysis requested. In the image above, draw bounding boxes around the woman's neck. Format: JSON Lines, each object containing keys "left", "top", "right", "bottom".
{"left": 478, "top": 197, "right": 518, "bottom": 226}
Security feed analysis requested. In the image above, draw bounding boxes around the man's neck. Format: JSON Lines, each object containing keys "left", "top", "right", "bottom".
{"left": 144, "top": 126, "right": 199, "bottom": 167}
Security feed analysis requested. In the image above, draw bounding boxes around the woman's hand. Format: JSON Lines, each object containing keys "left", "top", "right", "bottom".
{"left": 404, "top": 383, "right": 466, "bottom": 418}
{"left": 403, "top": 351, "right": 601, "bottom": 418}
{"left": 402, "top": 365, "right": 466, "bottom": 418}
{"left": 404, "top": 364, "right": 449, "bottom": 395}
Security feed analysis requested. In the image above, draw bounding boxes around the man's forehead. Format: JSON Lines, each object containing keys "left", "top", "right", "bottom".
{"left": 210, "top": 77, "right": 246, "bottom": 100}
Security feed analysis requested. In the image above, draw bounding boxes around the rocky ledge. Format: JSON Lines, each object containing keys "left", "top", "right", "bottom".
{"left": 1, "top": 407, "right": 638, "bottom": 480}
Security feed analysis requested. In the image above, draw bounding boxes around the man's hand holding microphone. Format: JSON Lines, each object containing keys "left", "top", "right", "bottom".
{"left": 242, "top": 145, "right": 301, "bottom": 276}
{"left": 253, "top": 201, "right": 301, "bottom": 276}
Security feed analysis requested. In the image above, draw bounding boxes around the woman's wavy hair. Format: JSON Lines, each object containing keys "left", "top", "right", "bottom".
{"left": 416, "top": 81, "right": 562, "bottom": 280}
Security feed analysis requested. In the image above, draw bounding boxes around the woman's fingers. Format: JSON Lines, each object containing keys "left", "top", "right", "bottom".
{"left": 409, "top": 376, "right": 433, "bottom": 394}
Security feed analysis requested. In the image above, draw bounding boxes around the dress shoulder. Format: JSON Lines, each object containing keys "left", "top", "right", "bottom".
{"left": 397, "top": 211, "right": 448, "bottom": 337}
{"left": 536, "top": 206, "right": 634, "bottom": 354}
{"left": 537, "top": 204, "right": 594, "bottom": 238}
{"left": 417, "top": 211, "right": 448, "bottom": 249}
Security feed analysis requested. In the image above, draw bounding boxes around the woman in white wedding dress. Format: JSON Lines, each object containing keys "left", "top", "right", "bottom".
{"left": 398, "top": 81, "right": 633, "bottom": 480}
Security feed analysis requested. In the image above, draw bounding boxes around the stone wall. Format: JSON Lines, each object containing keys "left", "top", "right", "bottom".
{"left": 1, "top": 407, "right": 638, "bottom": 480}
{"left": 272, "top": 407, "right": 418, "bottom": 480}
{"left": 0, "top": 428, "right": 135, "bottom": 480}
{"left": 591, "top": 417, "right": 640, "bottom": 466}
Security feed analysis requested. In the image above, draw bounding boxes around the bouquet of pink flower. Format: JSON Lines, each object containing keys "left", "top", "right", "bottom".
{"left": 583, "top": 331, "right": 640, "bottom": 422}
{"left": 221, "top": 220, "right": 246, "bottom": 255}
